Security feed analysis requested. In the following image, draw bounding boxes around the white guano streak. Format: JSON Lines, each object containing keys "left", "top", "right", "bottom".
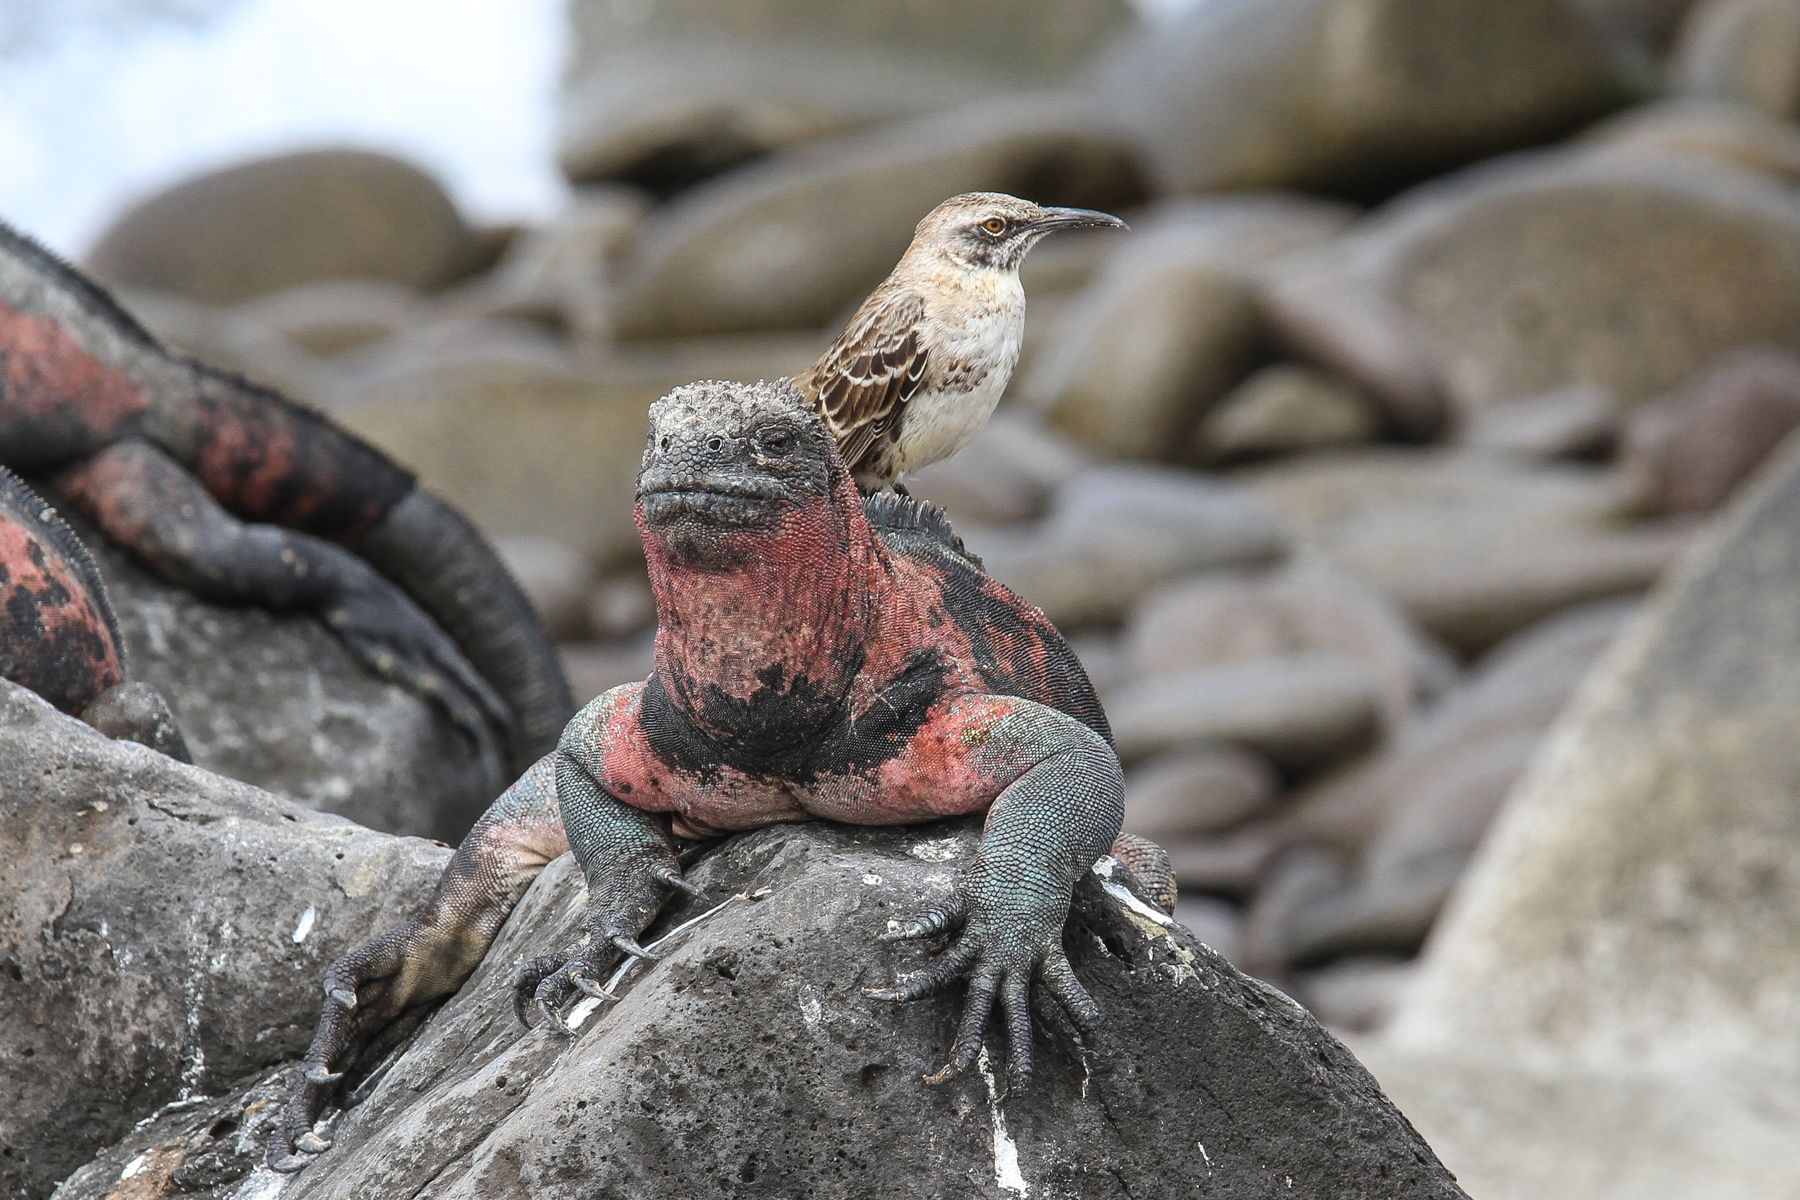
{"left": 978, "top": 1046, "right": 1030, "bottom": 1197}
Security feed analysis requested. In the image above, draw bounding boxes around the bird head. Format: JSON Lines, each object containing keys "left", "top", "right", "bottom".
{"left": 907, "top": 192, "right": 1127, "bottom": 273}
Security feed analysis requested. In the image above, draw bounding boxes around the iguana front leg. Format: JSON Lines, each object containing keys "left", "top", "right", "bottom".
{"left": 268, "top": 755, "right": 568, "bottom": 1172}
{"left": 864, "top": 696, "right": 1125, "bottom": 1093}
{"left": 514, "top": 687, "right": 707, "bottom": 1032}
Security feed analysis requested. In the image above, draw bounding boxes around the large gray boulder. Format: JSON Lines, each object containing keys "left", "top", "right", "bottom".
{"left": 1022, "top": 195, "right": 1356, "bottom": 460}
{"left": 55, "top": 821, "right": 1465, "bottom": 1200}
{"left": 61, "top": 509, "right": 506, "bottom": 842}
{"left": 1262, "top": 152, "right": 1800, "bottom": 433}
{"left": 1362, "top": 432, "right": 1800, "bottom": 1198}
{"left": 558, "top": 0, "right": 1134, "bottom": 188}
{"left": 1239, "top": 449, "right": 1687, "bottom": 652}
{"left": 85, "top": 149, "right": 475, "bottom": 305}
{"left": 1580, "top": 97, "right": 1800, "bottom": 186}
{"left": 1576, "top": 0, "right": 1704, "bottom": 49}
{"left": 1099, "top": 0, "right": 1633, "bottom": 197}
{"left": 1673, "top": 0, "right": 1800, "bottom": 120}
{"left": 0, "top": 683, "right": 449, "bottom": 1200}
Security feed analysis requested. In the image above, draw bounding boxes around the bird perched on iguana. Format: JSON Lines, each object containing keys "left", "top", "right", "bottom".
{"left": 793, "top": 192, "right": 1125, "bottom": 492}
{"left": 269, "top": 378, "right": 1173, "bottom": 1171}
{"left": 0, "top": 465, "right": 189, "bottom": 759}
{"left": 0, "top": 218, "right": 572, "bottom": 769}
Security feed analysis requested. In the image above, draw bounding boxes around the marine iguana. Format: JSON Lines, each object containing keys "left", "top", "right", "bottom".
{"left": 0, "top": 218, "right": 572, "bottom": 768}
{"left": 269, "top": 378, "right": 1173, "bottom": 1170}
{"left": 0, "top": 465, "right": 188, "bottom": 760}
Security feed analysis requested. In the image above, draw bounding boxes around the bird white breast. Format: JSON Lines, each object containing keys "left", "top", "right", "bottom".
{"left": 896, "top": 274, "right": 1025, "bottom": 476}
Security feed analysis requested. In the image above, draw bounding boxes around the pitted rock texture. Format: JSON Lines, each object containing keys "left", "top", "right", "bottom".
{"left": 58, "top": 822, "right": 1463, "bottom": 1200}
{"left": 0, "top": 682, "right": 450, "bottom": 1200}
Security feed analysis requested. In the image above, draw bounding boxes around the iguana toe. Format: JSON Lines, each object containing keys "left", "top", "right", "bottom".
{"left": 878, "top": 896, "right": 967, "bottom": 944}
{"left": 609, "top": 934, "right": 658, "bottom": 962}
{"left": 651, "top": 862, "right": 709, "bottom": 901}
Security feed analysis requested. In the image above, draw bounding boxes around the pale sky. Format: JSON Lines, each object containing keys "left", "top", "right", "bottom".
{"left": 0, "top": 0, "right": 1195, "bottom": 257}
{"left": 0, "top": 0, "right": 569, "bottom": 255}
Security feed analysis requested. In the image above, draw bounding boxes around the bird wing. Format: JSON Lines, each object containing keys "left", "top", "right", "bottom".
{"left": 796, "top": 289, "right": 929, "bottom": 475}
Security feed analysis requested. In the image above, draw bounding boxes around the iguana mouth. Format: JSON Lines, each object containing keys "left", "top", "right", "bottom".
{"left": 639, "top": 482, "right": 789, "bottom": 530}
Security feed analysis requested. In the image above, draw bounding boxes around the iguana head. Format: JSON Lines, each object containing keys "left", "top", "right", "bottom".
{"left": 637, "top": 378, "right": 850, "bottom": 568}
{"left": 636, "top": 380, "right": 885, "bottom": 732}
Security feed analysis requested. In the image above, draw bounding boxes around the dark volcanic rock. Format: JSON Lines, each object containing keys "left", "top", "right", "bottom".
{"left": 69, "top": 510, "right": 506, "bottom": 842}
{"left": 0, "top": 682, "right": 450, "bottom": 1200}
{"left": 60, "top": 825, "right": 1465, "bottom": 1200}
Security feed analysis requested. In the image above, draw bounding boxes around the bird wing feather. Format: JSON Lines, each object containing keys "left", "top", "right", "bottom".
{"left": 796, "top": 289, "right": 929, "bottom": 475}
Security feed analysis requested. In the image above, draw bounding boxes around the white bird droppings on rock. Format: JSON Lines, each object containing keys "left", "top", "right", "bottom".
{"left": 290, "top": 906, "right": 316, "bottom": 944}
{"left": 227, "top": 1166, "right": 290, "bottom": 1200}
{"left": 908, "top": 836, "right": 962, "bottom": 862}
{"left": 565, "top": 995, "right": 604, "bottom": 1030}
{"left": 978, "top": 1046, "right": 1030, "bottom": 1197}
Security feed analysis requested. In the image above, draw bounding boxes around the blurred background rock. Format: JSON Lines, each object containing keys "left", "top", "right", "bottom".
{"left": 6, "top": 2, "right": 1800, "bottom": 1195}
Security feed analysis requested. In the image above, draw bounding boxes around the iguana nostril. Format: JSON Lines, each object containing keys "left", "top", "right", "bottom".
{"left": 708, "top": 438, "right": 723, "bottom": 452}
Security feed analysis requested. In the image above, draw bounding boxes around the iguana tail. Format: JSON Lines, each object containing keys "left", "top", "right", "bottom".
{"left": 354, "top": 489, "right": 575, "bottom": 770}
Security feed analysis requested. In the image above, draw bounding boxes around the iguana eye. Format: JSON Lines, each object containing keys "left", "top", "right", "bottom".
{"left": 981, "top": 217, "right": 1007, "bottom": 236}
{"left": 759, "top": 428, "right": 792, "bottom": 455}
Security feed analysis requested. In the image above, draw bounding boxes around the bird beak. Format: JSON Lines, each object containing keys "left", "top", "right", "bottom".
{"left": 1032, "top": 207, "right": 1129, "bottom": 233}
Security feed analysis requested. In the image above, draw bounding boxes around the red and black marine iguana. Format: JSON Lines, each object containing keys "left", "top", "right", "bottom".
{"left": 0, "top": 465, "right": 188, "bottom": 759}
{"left": 0, "top": 218, "right": 572, "bottom": 767}
{"left": 269, "top": 378, "right": 1173, "bottom": 1170}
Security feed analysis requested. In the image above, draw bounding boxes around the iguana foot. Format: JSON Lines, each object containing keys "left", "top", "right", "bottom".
{"left": 80, "top": 681, "right": 192, "bottom": 762}
{"left": 511, "top": 851, "right": 707, "bottom": 1035}
{"left": 266, "top": 916, "right": 454, "bottom": 1172}
{"left": 866, "top": 868, "right": 1098, "bottom": 1094}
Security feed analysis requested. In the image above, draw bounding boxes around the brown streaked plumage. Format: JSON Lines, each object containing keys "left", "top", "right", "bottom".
{"left": 792, "top": 192, "right": 1126, "bottom": 491}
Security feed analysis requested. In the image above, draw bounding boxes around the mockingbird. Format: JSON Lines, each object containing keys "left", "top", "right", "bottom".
{"left": 792, "top": 192, "right": 1125, "bottom": 492}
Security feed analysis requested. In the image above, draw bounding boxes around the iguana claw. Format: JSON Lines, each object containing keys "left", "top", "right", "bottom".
{"left": 610, "top": 934, "right": 658, "bottom": 961}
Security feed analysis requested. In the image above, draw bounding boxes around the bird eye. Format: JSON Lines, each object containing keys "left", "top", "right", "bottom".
{"left": 981, "top": 217, "right": 1007, "bottom": 236}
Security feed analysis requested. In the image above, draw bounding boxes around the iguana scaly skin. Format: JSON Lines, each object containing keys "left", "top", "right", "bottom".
{"left": 0, "top": 219, "right": 572, "bottom": 768}
{"left": 269, "top": 378, "right": 1174, "bottom": 1171}
{"left": 0, "top": 466, "right": 189, "bottom": 759}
